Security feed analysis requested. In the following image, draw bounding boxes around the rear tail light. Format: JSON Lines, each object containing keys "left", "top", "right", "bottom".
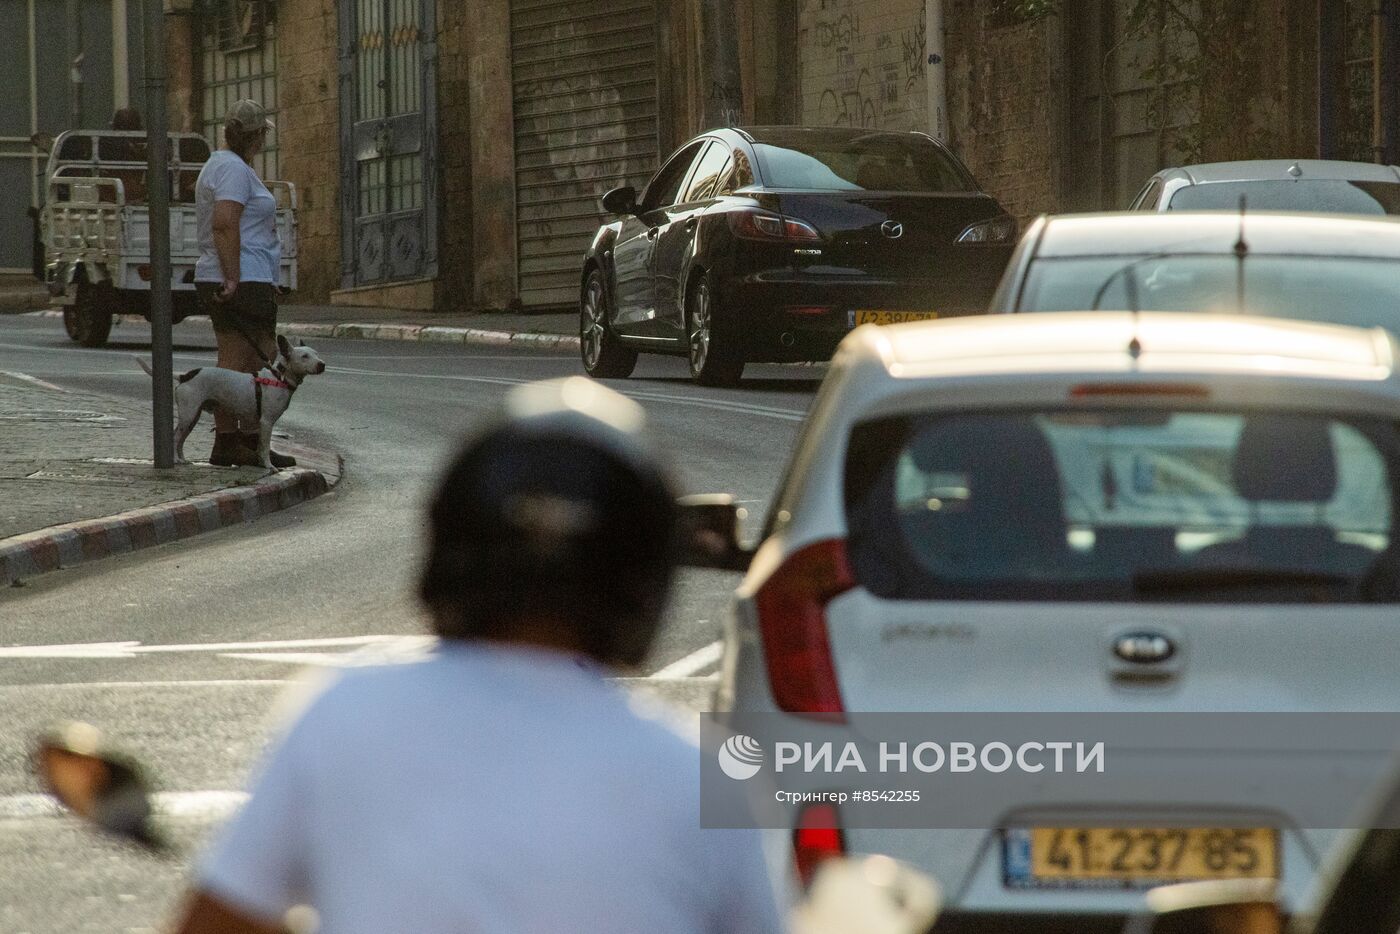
{"left": 729, "top": 208, "right": 822, "bottom": 243}
{"left": 956, "top": 215, "right": 1018, "bottom": 243}
{"left": 1070, "top": 383, "right": 1210, "bottom": 398}
{"left": 794, "top": 802, "right": 846, "bottom": 887}
{"left": 785, "top": 306, "right": 832, "bottom": 317}
{"left": 754, "top": 538, "right": 854, "bottom": 715}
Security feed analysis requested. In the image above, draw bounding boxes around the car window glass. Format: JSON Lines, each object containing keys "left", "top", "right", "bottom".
{"left": 1167, "top": 179, "right": 1400, "bottom": 214}
{"left": 683, "top": 142, "right": 731, "bottom": 203}
{"left": 57, "top": 135, "right": 92, "bottom": 160}
{"left": 641, "top": 142, "right": 705, "bottom": 213}
{"left": 1132, "top": 179, "right": 1162, "bottom": 210}
{"left": 845, "top": 410, "right": 1398, "bottom": 602}
{"left": 1017, "top": 255, "right": 1400, "bottom": 327}
{"left": 753, "top": 133, "right": 973, "bottom": 191}
{"left": 719, "top": 149, "right": 755, "bottom": 194}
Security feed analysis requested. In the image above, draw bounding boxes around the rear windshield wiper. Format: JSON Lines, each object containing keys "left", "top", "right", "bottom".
{"left": 1132, "top": 568, "right": 1349, "bottom": 594}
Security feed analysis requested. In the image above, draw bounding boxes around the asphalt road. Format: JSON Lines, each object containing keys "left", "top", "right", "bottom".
{"left": 0, "top": 313, "right": 819, "bottom": 932}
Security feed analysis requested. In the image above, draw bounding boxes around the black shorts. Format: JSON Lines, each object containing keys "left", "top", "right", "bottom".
{"left": 197, "top": 281, "right": 278, "bottom": 340}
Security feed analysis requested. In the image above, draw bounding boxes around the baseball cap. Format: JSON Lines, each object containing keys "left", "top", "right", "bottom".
{"left": 225, "top": 99, "right": 275, "bottom": 133}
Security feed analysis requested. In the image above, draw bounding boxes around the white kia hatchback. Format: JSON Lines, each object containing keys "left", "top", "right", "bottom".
{"left": 713, "top": 311, "right": 1400, "bottom": 930}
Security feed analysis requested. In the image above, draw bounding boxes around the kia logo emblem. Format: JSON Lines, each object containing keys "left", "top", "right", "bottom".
{"left": 881, "top": 221, "right": 904, "bottom": 239}
{"left": 1113, "top": 631, "right": 1176, "bottom": 664}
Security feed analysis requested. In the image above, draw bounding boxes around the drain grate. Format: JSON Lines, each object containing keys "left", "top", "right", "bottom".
{"left": 0, "top": 410, "right": 126, "bottom": 423}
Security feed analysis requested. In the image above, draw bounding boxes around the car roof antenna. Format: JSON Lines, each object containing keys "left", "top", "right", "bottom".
{"left": 1234, "top": 194, "right": 1249, "bottom": 315}
{"left": 1126, "top": 265, "right": 1143, "bottom": 361}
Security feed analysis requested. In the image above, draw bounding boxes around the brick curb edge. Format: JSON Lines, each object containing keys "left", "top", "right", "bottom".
{"left": 0, "top": 446, "right": 343, "bottom": 588}
{"left": 25, "top": 310, "right": 582, "bottom": 352}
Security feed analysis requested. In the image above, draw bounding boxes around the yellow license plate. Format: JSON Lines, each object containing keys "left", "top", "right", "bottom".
{"left": 852, "top": 310, "right": 939, "bottom": 326}
{"left": 1020, "top": 828, "right": 1278, "bottom": 886}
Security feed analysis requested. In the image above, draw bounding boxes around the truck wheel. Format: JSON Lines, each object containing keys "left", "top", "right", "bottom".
{"left": 65, "top": 281, "right": 115, "bottom": 347}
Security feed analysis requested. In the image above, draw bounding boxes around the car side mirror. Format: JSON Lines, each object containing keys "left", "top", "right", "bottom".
{"left": 678, "top": 494, "right": 754, "bottom": 572}
{"left": 34, "top": 722, "right": 166, "bottom": 851}
{"left": 601, "top": 185, "right": 637, "bottom": 216}
{"left": 1124, "top": 880, "right": 1282, "bottom": 934}
{"left": 791, "top": 855, "right": 941, "bottom": 934}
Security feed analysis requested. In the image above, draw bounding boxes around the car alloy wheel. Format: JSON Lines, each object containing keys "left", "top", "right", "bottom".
{"left": 688, "top": 280, "right": 712, "bottom": 376}
{"left": 686, "top": 275, "right": 744, "bottom": 386}
{"left": 581, "top": 277, "right": 606, "bottom": 369}
{"left": 578, "top": 269, "right": 637, "bottom": 379}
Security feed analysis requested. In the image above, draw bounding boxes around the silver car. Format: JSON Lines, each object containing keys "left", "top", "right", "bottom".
{"left": 987, "top": 212, "right": 1400, "bottom": 326}
{"left": 713, "top": 311, "right": 1400, "bottom": 926}
{"left": 1129, "top": 160, "right": 1400, "bottom": 214}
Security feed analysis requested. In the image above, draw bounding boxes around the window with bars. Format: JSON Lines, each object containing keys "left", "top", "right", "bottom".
{"left": 199, "top": 0, "right": 281, "bottom": 179}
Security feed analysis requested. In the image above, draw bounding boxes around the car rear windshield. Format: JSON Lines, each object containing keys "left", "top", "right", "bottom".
{"left": 1168, "top": 179, "right": 1400, "bottom": 214}
{"left": 844, "top": 409, "right": 1400, "bottom": 602}
{"left": 753, "top": 133, "right": 974, "bottom": 192}
{"left": 1017, "top": 255, "right": 1400, "bottom": 329}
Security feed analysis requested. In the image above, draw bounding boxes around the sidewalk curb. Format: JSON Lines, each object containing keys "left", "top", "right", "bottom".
{"left": 24, "top": 309, "right": 582, "bottom": 352}
{"left": 0, "top": 442, "right": 343, "bottom": 588}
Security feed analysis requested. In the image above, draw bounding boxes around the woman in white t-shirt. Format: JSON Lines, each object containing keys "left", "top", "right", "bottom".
{"left": 194, "top": 99, "right": 292, "bottom": 468}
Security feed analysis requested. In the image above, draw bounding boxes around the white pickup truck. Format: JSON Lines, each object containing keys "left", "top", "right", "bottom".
{"left": 40, "top": 130, "right": 297, "bottom": 347}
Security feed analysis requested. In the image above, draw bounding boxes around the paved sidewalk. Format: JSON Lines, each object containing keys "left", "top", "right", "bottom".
{"left": 280, "top": 304, "right": 576, "bottom": 335}
{"left": 17, "top": 303, "right": 582, "bottom": 351}
{"left": 0, "top": 283, "right": 49, "bottom": 311}
{"left": 0, "top": 372, "right": 340, "bottom": 587}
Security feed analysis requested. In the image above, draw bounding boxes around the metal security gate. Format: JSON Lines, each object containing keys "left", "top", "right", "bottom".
{"left": 510, "top": 0, "right": 660, "bottom": 307}
{"left": 0, "top": 0, "right": 120, "bottom": 272}
{"left": 338, "top": 0, "right": 437, "bottom": 287}
{"left": 200, "top": 0, "right": 280, "bottom": 180}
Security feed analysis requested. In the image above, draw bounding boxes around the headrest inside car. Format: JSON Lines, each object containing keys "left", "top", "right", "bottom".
{"left": 1232, "top": 415, "right": 1338, "bottom": 503}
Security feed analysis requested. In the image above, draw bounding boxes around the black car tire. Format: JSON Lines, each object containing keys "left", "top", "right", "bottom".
{"left": 65, "top": 280, "right": 116, "bottom": 347}
{"left": 580, "top": 268, "right": 637, "bottom": 379}
{"left": 687, "top": 274, "right": 744, "bottom": 387}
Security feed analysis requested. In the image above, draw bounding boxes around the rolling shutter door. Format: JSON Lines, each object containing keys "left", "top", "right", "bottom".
{"left": 510, "top": 0, "right": 660, "bottom": 307}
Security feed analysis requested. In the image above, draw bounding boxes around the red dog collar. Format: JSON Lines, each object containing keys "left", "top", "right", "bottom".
{"left": 254, "top": 375, "right": 292, "bottom": 391}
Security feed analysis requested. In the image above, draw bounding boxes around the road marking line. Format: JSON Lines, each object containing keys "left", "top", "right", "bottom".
{"left": 328, "top": 366, "right": 809, "bottom": 422}
{"left": 649, "top": 640, "right": 724, "bottom": 679}
{"left": 0, "top": 679, "right": 292, "bottom": 690}
{"left": 0, "top": 790, "right": 247, "bottom": 821}
{"left": 0, "top": 368, "right": 66, "bottom": 392}
{"left": 0, "top": 635, "right": 407, "bottom": 660}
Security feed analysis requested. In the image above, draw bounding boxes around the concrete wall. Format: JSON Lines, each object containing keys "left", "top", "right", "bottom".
{"left": 943, "top": 3, "right": 1063, "bottom": 222}
{"left": 796, "top": 0, "right": 929, "bottom": 131}
{"left": 438, "top": 0, "right": 480, "bottom": 309}
{"left": 275, "top": 0, "right": 340, "bottom": 304}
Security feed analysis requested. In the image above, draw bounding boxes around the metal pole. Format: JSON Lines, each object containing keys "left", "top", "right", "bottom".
{"left": 925, "top": 0, "right": 947, "bottom": 141}
{"left": 66, "top": 0, "right": 84, "bottom": 126}
{"left": 144, "top": 0, "right": 174, "bottom": 468}
{"left": 113, "top": 0, "right": 129, "bottom": 109}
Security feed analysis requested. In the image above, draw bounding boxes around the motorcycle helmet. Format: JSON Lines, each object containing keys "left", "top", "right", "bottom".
{"left": 419, "top": 377, "right": 680, "bottom": 667}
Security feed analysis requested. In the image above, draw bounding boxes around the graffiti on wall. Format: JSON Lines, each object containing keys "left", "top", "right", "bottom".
{"left": 516, "top": 71, "right": 634, "bottom": 246}
{"left": 801, "top": 0, "right": 929, "bottom": 131}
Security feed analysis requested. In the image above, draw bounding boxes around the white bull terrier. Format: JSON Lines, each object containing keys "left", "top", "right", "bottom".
{"left": 137, "top": 334, "right": 326, "bottom": 468}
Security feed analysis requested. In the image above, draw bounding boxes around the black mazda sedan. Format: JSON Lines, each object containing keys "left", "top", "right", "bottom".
{"left": 579, "top": 126, "right": 1016, "bottom": 385}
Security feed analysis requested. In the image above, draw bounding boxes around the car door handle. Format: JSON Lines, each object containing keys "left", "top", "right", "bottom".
{"left": 684, "top": 217, "right": 698, "bottom": 230}
{"left": 646, "top": 228, "right": 659, "bottom": 240}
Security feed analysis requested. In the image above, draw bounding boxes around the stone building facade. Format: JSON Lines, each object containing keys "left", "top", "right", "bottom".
{"left": 161, "top": 0, "right": 1400, "bottom": 313}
